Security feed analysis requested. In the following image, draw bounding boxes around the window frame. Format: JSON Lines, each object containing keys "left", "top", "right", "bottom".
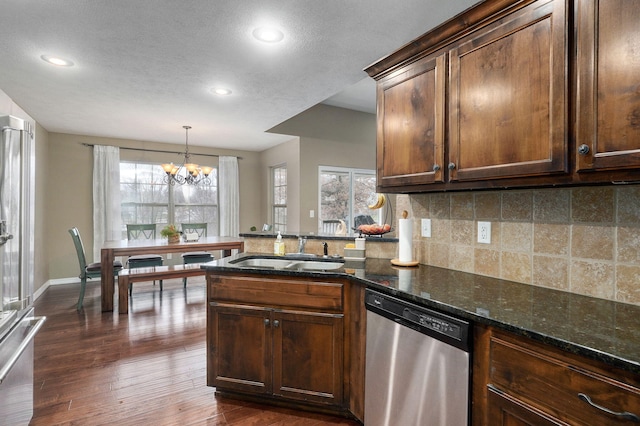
{"left": 271, "top": 164, "right": 287, "bottom": 232}
{"left": 119, "top": 160, "right": 219, "bottom": 238}
{"left": 318, "top": 165, "right": 379, "bottom": 233}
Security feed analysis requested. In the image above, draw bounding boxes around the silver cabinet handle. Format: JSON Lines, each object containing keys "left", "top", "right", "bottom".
{"left": 264, "top": 318, "right": 270, "bottom": 326}
{"left": 273, "top": 320, "right": 280, "bottom": 328}
{"left": 448, "top": 162, "right": 456, "bottom": 170}
{"left": 578, "top": 393, "right": 640, "bottom": 422}
{"left": 578, "top": 144, "right": 590, "bottom": 155}
{"left": 0, "top": 316, "right": 46, "bottom": 384}
{"left": 433, "top": 164, "right": 441, "bottom": 172}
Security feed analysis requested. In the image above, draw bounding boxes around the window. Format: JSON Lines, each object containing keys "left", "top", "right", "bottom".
{"left": 319, "top": 166, "right": 379, "bottom": 233}
{"left": 272, "top": 165, "right": 287, "bottom": 232}
{"left": 120, "top": 162, "right": 218, "bottom": 238}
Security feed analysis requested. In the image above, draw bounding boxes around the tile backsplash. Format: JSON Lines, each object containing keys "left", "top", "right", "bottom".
{"left": 401, "top": 185, "right": 640, "bottom": 306}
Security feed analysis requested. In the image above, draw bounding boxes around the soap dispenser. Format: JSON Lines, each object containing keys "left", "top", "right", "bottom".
{"left": 274, "top": 231, "right": 285, "bottom": 255}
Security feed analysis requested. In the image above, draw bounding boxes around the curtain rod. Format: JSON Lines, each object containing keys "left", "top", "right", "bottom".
{"left": 80, "top": 143, "right": 243, "bottom": 159}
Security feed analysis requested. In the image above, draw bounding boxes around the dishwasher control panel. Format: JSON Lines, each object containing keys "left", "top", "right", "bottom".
{"left": 365, "top": 289, "right": 470, "bottom": 352}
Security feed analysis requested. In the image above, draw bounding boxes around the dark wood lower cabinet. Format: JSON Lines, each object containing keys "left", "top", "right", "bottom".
{"left": 206, "top": 272, "right": 360, "bottom": 420}
{"left": 474, "top": 324, "right": 640, "bottom": 425}
{"left": 210, "top": 303, "right": 344, "bottom": 405}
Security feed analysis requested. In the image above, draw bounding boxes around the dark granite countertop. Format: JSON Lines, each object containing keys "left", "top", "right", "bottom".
{"left": 202, "top": 253, "right": 640, "bottom": 375}
{"left": 239, "top": 231, "right": 398, "bottom": 242}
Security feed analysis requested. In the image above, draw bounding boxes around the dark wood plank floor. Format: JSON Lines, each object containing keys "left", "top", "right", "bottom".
{"left": 31, "top": 278, "right": 361, "bottom": 425}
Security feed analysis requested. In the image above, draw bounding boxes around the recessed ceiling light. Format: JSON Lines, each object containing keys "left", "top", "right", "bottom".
{"left": 41, "top": 55, "right": 74, "bottom": 67}
{"left": 252, "top": 27, "right": 284, "bottom": 43}
{"left": 212, "top": 87, "right": 232, "bottom": 96}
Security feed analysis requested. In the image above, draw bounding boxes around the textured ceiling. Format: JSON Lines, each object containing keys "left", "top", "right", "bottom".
{"left": 0, "top": 0, "right": 478, "bottom": 151}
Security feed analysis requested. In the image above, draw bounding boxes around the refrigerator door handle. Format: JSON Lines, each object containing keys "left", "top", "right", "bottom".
{"left": 0, "top": 316, "right": 46, "bottom": 384}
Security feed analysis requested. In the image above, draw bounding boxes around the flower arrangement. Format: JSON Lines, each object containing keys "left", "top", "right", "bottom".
{"left": 160, "top": 224, "right": 181, "bottom": 243}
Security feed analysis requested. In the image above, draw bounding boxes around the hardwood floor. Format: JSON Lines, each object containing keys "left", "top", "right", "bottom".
{"left": 31, "top": 278, "right": 361, "bottom": 425}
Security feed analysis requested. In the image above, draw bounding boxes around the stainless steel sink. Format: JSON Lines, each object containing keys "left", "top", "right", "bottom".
{"left": 229, "top": 258, "right": 296, "bottom": 269}
{"left": 285, "top": 261, "right": 344, "bottom": 271}
{"left": 229, "top": 256, "right": 343, "bottom": 271}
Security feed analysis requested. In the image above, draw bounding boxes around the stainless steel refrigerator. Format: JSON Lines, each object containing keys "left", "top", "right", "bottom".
{"left": 0, "top": 115, "right": 45, "bottom": 425}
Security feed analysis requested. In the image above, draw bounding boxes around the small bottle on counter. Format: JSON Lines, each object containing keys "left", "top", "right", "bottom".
{"left": 274, "top": 231, "right": 285, "bottom": 255}
{"left": 355, "top": 236, "right": 366, "bottom": 250}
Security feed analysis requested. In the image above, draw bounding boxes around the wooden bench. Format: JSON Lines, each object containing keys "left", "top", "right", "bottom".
{"left": 118, "top": 264, "right": 207, "bottom": 314}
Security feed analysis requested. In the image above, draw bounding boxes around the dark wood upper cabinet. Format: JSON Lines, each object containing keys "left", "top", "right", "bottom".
{"left": 449, "top": 0, "right": 568, "bottom": 181}
{"left": 366, "top": 0, "right": 640, "bottom": 193}
{"left": 376, "top": 54, "right": 446, "bottom": 189}
{"left": 575, "top": 0, "right": 640, "bottom": 172}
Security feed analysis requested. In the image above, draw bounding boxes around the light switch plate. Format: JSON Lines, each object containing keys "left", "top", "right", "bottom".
{"left": 421, "top": 218, "right": 431, "bottom": 238}
{"left": 478, "top": 221, "right": 491, "bottom": 244}
{"left": 309, "top": 209, "right": 315, "bottom": 218}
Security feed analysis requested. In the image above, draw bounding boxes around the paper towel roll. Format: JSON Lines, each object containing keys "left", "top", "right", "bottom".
{"left": 398, "top": 218, "right": 413, "bottom": 262}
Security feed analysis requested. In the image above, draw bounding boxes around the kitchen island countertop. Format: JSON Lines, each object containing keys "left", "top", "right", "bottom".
{"left": 202, "top": 253, "right": 640, "bottom": 375}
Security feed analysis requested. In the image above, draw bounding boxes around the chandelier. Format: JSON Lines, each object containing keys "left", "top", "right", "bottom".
{"left": 161, "top": 125, "right": 213, "bottom": 185}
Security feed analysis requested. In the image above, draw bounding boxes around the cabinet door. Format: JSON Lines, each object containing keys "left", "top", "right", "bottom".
{"left": 272, "top": 310, "right": 344, "bottom": 406}
{"left": 449, "top": 0, "right": 567, "bottom": 181}
{"left": 575, "top": 0, "right": 640, "bottom": 171}
{"left": 487, "top": 386, "right": 566, "bottom": 426}
{"left": 209, "top": 303, "right": 272, "bottom": 395}
{"left": 376, "top": 53, "right": 446, "bottom": 189}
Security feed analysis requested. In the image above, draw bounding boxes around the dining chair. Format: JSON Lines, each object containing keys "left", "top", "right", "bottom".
{"left": 126, "top": 224, "right": 164, "bottom": 294}
{"left": 180, "top": 223, "right": 213, "bottom": 287}
{"left": 69, "top": 227, "right": 123, "bottom": 311}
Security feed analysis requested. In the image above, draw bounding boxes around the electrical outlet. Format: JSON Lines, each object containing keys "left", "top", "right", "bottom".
{"left": 477, "top": 221, "right": 491, "bottom": 244}
{"left": 421, "top": 218, "right": 431, "bottom": 238}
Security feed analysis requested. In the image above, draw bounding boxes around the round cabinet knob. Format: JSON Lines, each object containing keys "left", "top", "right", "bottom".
{"left": 264, "top": 318, "right": 270, "bottom": 326}
{"left": 273, "top": 320, "right": 280, "bottom": 328}
{"left": 433, "top": 164, "right": 441, "bottom": 172}
{"left": 448, "top": 162, "right": 456, "bottom": 171}
{"left": 578, "top": 144, "right": 590, "bottom": 155}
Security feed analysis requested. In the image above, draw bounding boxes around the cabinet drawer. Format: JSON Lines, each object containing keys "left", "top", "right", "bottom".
{"left": 489, "top": 332, "right": 640, "bottom": 424}
{"left": 209, "top": 274, "right": 344, "bottom": 311}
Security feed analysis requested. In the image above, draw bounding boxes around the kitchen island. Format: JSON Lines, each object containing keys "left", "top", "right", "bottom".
{"left": 203, "top": 253, "right": 640, "bottom": 424}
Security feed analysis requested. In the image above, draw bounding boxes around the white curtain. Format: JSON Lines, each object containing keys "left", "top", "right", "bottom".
{"left": 93, "top": 145, "right": 121, "bottom": 261}
{"left": 219, "top": 156, "right": 239, "bottom": 237}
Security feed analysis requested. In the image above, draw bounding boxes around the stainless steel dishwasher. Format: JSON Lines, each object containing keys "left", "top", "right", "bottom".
{"left": 365, "top": 289, "right": 471, "bottom": 426}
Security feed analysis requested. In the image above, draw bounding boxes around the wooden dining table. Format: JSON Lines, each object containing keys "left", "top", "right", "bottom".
{"left": 100, "top": 236, "right": 244, "bottom": 312}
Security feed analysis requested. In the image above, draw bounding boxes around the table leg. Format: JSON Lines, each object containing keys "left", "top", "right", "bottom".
{"left": 101, "top": 248, "right": 115, "bottom": 312}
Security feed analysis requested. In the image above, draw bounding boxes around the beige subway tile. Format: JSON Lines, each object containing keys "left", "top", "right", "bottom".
{"left": 429, "top": 193, "right": 450, "bottom": 219}
{"left": 533, "top": 188, "right": 570, "bottom": 223}
{"left": 451, "top": 219, "right": 474, "bottom": 246}
{"left": 571, "top": 186, "right": 614, "bottom": 223}
{"left": 451, "top": 193, "right": 474, "bottom": 220}
{"left": 533, "top": 255, "right": 569, "bottom": 291}
{"left": 431, "top": 218, "right": 451, "bottom": 244}
{"left": 475, "top": 248, "right": 500, "bottom": 277}
{"left": 502, "top": 222, "right": 532, "bottom": 253}
{"left": 449, "top": 245, "right": 474, "bottom": 272}
{"left": 502, "top": 191, "right": 533, "bottom": 221}
{"left": 501, "top": 251, "right": 532, "bottom": 283}
{"left": 616, "top": 265, "right": 640, "bottom": 304}
{"left": 570, "top": 260, "right": 614, "bottom": 300}
{"left": 533, "top": 223, "right": 569, "bottom": 255}
{"left": 617, "top": 185, "right": 640, "bottom": 225}
{"left": 416, "top": 240, "right": 428, "bottom": 264}
{"left": 571, "top": 225, "right": 614, "bottom": 261}
{"left": 410, "top": 194, "right": 430, "bottom": 218}
{"left": 617, "top": 226, "right": 640, "bottom": 263}
{"left": 474, "top": 192, "right": 501, "bottom": 220}
{"left": 429, "top": 243, "right": 450, "bottom": 268}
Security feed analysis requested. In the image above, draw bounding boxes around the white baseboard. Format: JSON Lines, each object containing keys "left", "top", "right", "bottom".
{"left": 33, "top": 277, "right": 80, "bottom": 302}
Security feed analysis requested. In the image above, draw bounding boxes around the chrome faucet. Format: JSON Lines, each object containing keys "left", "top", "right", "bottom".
{"left": 298, "top": 237, "right": 307, "bottom": 254}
